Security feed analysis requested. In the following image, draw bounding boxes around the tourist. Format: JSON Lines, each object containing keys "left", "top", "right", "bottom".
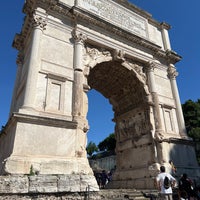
{"left": 101, "top": 170, "right": 108, "bottom": 189}
{"left": 179, "top": 173, "right": 193, "bottom": 200}
{"left": 94, "top": 171, "right": 102, "bottom": 188}
{"left": 155, "top": 165, "right": 176, "bottom": 200}
{"left": 169, "top": 160, "right": 177, "bottom": 177}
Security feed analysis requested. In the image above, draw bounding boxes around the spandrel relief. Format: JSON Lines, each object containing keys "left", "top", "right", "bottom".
{"left": 83, "top": 46, "right": 112, "bottom": 74}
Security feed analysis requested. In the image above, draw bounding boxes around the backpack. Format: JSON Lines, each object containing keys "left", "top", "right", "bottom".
{"left": 164, "top": 176, "right": 170, "bottom": 189}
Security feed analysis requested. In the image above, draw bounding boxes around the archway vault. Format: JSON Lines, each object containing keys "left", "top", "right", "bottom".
{"left": 85, "top": 47, "right": 157, "bottom": 188}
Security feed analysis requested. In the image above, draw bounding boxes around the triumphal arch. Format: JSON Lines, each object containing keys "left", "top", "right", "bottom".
{"left": 0, "top": 0, "right": 199, "bottom": 191}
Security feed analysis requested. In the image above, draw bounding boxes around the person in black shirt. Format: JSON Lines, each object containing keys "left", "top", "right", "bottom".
{"left": 179, "top": 173, "right": 193, "bottom": 200}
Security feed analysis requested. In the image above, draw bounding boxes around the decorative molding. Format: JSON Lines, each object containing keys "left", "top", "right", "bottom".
{"left": 8, "top": 112, "right": 78, "bottom": 129}
{"left": 47, "top": 73, "right": 68, "bottom": 82}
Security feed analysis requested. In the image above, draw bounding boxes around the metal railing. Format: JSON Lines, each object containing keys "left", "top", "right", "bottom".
{"left": 85, "top": 184, "right": 100, "bottom": 200}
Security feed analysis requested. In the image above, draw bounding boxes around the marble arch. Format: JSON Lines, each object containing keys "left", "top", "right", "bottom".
{"left": 0, "top": 0, "right": 199, "bottom": 191}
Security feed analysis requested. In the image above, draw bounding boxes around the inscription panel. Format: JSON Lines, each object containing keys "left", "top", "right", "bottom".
{"left": 77, "top": 0, "right": 148, "bottom": 38}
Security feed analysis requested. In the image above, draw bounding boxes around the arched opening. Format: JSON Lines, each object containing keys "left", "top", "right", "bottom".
{"left": 87, "top": 60, "right": 155, "bottom": 188}
{"left": 87, "top": 89, "right": 114, "bottom": 146}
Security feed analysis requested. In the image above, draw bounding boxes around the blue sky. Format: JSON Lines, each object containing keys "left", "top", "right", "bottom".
{"left": 0, "top": 1, "right": 199, "bottom": 146}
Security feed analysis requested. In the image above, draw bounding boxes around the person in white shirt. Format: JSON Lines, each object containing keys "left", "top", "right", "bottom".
{"left": 156, "top": 165, "right": 176, "bottom": 200}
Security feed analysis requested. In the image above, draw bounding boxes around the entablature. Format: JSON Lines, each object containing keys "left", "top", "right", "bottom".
{"left": 13, "top": 0, "right": 182, "bottom": 65}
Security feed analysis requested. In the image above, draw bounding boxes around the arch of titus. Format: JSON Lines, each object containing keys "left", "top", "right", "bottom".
{"left": 0, "top": 0, "right": 199, "bottom": 190}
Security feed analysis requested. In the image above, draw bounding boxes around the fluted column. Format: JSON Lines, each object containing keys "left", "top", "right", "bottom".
{"left": 146, "top": 61, "right": 163, "bottom": 133}
{"left": 72, "top": 32, "right": 87, "bottom": 121}
{"left": 168, "top": 64, "right": 187, "bottom": 137}
{"left": 22, "top": 15, "right": 46, "bottom": 110}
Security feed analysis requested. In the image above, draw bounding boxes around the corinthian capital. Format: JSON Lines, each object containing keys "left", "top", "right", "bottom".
{"left": 168, "top": 64, "right": 178, "bottom": 79}
{"left": 32, "top": 15, "right": 47, "bottom": 30}
{"left": 72, "top": 29, "right": 87, "bottom": 43}
{"left": 146, "top": 61, "right": 156, "bottom": 72}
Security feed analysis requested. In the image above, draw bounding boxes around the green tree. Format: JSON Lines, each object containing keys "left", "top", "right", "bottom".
{"left": 86, "top": 141, "right": 98, "bottom": 157}
{"left": 182, "top": 99, "right": 200, "bottom": 163}
{"left": 182, "top": 99, "right": 200, "bottom": 132}
{"left": 98, "top": 133, "right": 116, "bottom": 152}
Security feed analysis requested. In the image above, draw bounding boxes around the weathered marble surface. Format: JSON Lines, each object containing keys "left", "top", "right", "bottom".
{"left": 0, "top": 174, "right": 99, "bottom": 193}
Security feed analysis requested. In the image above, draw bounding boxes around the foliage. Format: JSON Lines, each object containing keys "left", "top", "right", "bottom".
{"left": 182, "top": 99, "right": 200, "bottom": 133}
{"left": 98, "top": 133, "right": 116, "bottom": 152}
{"left": 188, "top": 127, "right": 200, "bottom": 140}
{"left": 86, "top": 141, "right": 98, "bottom": 157}
{"left": 182, "top": 99, "right": 200, "bottom": 163}
{"left": 29, "top": 165, "right": 35, "bottom": 176}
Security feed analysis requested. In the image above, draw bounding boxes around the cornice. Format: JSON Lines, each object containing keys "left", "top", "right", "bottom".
{"left": 12, "top": 112, "right": 78, "bottom": 129}
{"left": 160, "top": 137, "right": 194, "bottom": 146}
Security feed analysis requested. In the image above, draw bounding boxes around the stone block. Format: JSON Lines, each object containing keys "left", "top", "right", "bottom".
{"left": 0, "top": 175, "right": 28, "bottom": 193}
{"left": 80, "top": 174, "right": 99, "bottom": 191}
{"left": 28, "top": 175, "right": 58, "bottom": 193}
{"left": 57, "top": 174, "right": 81, "bottom": 192}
